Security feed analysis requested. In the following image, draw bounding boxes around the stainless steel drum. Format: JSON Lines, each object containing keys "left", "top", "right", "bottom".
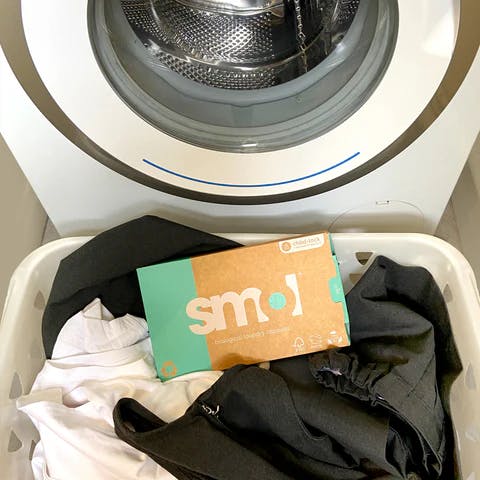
{"left": 122, "top": 0, "right": 361, "bottom": 89}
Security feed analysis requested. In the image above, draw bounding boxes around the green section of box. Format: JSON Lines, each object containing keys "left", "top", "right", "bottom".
{"left": 327, "top": 234, "right": 350, "bottom": 340}
{"left": 330, "top": 254, "right": 350, "bottom": 340}
{"left": 137, "top": 258, "right": 212, "bottom": 380}
{"left": 328, "top": 233, "right": 336, "bottom": 255}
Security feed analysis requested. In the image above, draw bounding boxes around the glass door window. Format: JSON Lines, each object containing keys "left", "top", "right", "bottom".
{"left": 89, "top": 0, "right": 398, "bottom": 152}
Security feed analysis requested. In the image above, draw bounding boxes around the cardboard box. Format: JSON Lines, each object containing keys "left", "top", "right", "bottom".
{"left": 137, "top": 233, "right": 349, "bottom": 380}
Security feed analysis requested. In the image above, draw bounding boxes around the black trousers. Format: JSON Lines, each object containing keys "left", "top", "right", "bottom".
{"left": 114, "top": 365, "right": 396, "bottom": 480}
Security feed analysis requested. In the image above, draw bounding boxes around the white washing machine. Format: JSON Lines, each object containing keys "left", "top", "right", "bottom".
{"left": 0, "top": 0, "right": 479, "bottom": 236}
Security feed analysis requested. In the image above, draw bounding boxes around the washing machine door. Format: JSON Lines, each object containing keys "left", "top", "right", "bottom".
{"left": 20, "top": 0, "right": 476, "bottom": 203}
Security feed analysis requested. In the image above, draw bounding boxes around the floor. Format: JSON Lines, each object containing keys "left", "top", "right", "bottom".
{"left": 41, "top": 202, "right": 464, "bottom": 250}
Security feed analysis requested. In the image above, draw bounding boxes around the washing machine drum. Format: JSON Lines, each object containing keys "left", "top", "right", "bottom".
{"left": 122, "top": 0, "right": 359, "bottom": 90}
{"left": 91, "top": 0, "right": 397, "bottom": 153}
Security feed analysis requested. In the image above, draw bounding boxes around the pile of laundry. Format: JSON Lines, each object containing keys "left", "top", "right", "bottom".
{"left": 17, "top": 216, "right": 462, "bottom": 480}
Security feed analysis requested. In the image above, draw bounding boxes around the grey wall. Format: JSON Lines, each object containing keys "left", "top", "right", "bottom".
{"left": 0, "top": 134, "right": 47, "bottom": 311}
{"left": 452, "top": 132, "right": 480, "bottom": 283}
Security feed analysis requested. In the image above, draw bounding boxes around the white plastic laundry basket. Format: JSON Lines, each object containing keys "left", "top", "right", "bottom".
{"left": 1, "top": 233, "right": 479, "bottom": 479}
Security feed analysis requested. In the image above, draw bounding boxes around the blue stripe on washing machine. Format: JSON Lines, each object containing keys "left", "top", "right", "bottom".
{"left": 142, "top": 151, "right": 361, "bottom": 188}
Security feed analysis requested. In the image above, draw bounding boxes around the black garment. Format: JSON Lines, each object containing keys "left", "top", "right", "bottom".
{"left": 114, "top": 256, "right": 461, "bottom": 480}
{"left": 41, "top": 216, "right": 238, "bottom": 358}
{"left": 273, "top": 256, "right": 461, "bottom": 479}
{"left": 270, "top": 356, "right": 406, "bottom": 477}
{"left": 114, "top": 365, "right": 397, "bottom": 480}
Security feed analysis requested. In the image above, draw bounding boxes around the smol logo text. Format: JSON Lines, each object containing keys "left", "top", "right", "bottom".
{"left": 186, "top": 274, "right": 303, "bottom": 335}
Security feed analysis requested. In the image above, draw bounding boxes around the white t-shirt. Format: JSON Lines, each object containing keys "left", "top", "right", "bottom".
{"left": 51, "top": 297, "right": 149, "bottom": 359}
{"left": 18, "top": 299, "right": 222, "bottom": 480}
